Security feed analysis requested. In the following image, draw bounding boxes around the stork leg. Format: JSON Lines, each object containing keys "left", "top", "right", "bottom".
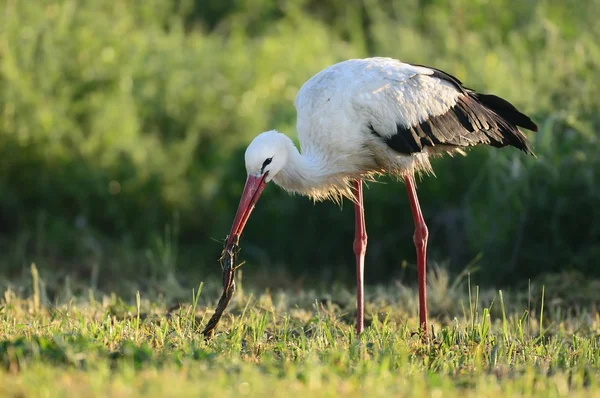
{"left": 403, "top": 174, "right": 429, "bottom": 333}
{"left": 352, "top": 180, "right": 367, "bottom": 334}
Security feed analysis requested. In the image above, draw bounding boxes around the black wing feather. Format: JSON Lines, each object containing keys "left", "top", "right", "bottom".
{"left": 473, "top": 93, "right": 538, "bottom": 132}
{"left": 371, "top": 65, "right": 538, "bottom": 156}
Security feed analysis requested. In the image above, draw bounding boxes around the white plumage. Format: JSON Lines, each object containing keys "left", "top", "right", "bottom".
{"left": 295, "top": 58, "right": 460, "bottom": 135}
{"left": 289, "top": 58, "right": 461, "bottom": 200}
{"left": 229, "top": 57, "right": 537, "bottom": 335}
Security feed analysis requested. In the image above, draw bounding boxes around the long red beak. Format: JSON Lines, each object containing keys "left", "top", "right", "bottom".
{"left": 226, "top": 173, "right": 268, "bottom": 247}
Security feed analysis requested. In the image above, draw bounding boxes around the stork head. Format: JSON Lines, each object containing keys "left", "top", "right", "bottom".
{"left": 226, "top": 130, "right": 291, "bottom": 246}
{"left": 244, "top": 130, "right": 290, "bottom": 181}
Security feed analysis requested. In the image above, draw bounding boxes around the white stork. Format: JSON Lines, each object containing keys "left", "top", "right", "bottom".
{"left": 225, "top": 57, "right": 537, "bottom": 334}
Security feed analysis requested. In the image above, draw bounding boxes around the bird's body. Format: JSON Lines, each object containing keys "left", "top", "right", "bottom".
{"left": 227, "top": 57, "right": 538, "bottom": 335}
{"left": 263, "top": 57, "right": 535, "bottom": 202}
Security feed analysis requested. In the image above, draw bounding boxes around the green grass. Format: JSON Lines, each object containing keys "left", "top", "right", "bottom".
{"left": 1, "top": 1, "right": 599, "bottom": 395}
{"left": 0, "top": 267, "right": 598, "bottom": 397}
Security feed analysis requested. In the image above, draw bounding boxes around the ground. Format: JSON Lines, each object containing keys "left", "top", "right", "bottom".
{"left": 0, "top": 267, "right": 598, "bottom": 397}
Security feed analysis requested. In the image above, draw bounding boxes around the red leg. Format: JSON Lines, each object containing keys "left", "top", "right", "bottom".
{"left": 352, "top": 180, "right": 367, "bottom": 334}
{"left": 403, "top": 174, "right": 429, "bottom": 333}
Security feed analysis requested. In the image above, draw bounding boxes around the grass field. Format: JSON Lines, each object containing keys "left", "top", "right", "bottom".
{"left": 2, "top": 1, "right": 599, "bottom": 396}
{"left": 1, "top": 267, "right": 598, "bottom": 397}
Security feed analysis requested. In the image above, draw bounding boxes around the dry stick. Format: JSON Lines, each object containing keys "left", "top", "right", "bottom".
{"left": 201, "top": 238, "right": 243, "bottom": 339}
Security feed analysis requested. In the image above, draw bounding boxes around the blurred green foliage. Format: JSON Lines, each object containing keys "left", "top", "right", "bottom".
{"left": 0, "top": 0, "right": 599, "bottom": 287}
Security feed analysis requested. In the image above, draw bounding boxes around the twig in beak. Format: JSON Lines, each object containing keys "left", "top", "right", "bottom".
{"left": 201, "top": 237, "right": 243, "bottom": 339}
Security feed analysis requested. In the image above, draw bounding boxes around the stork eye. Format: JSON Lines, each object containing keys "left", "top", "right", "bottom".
{"left": 261, "top": 157, "right": 273, "bottom": 173}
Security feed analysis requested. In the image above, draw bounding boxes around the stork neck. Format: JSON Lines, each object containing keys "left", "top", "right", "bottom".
{"left": 272, "top": 141, "right": 327, "bottom": 196}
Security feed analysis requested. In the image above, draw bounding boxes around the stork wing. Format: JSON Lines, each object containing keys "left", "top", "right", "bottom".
{"left": 352, "top": 62, "right": 537, "bottom": 155}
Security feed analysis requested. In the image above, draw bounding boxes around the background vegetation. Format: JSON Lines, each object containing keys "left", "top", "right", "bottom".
{"left": 1, "top": 0, "right": 599, "bottom": 292}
